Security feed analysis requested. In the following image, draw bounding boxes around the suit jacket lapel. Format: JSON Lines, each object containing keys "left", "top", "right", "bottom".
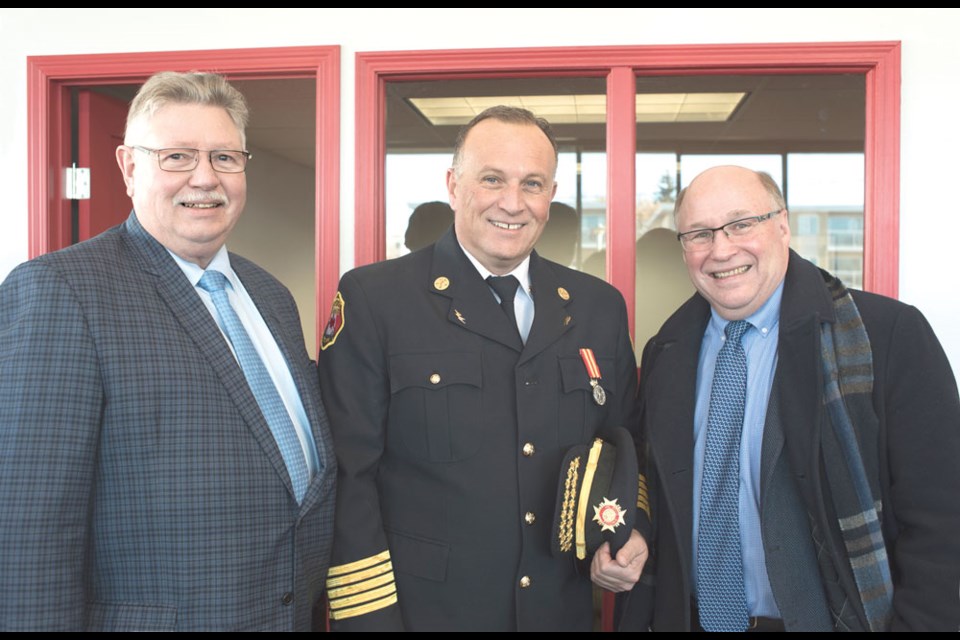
{"left": 235, "top": 258, "right": 333, "bottom": 512}
{"left": 121, "top": 212, "right": 296, "bottom": 499}
{"left": 517, "top": 252, "right": 573, "bottom": 366}
{"left": 646, "top": 295, "right": 710, "bottom": 571}
{"left": 429, "top": 228, "right": 524, "bottom": 351}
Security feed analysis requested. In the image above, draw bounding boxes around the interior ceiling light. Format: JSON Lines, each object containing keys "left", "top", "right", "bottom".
{"left": 409, "top": 93, "right": 746, "bottom": 126}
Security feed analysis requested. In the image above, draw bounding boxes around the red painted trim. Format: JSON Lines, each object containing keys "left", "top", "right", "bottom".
{"left": 354, "top": 53, "right": 387, "bottom": 268}
{"left": 315, "top": 47, "right": 342, "bottom": 351}
{"left": 862, "top": 43, "right": 900, "bottom": 297}
{"left": 355, "top": 41, "right": 900, "bottom": 298}
{"left": 26, "top": 46, "right": 340, "bottom": 350}
{"left": 606, "top": 67, "right": 638, "bottom": 335}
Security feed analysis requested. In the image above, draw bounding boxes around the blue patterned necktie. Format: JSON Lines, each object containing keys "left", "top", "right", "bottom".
{"left": 486, "top": 275, "right": 521, "bottom": 337}
{"left": 697, "top": 319, "right": 751, "bottom": 631}
{"left": 199, "top": 270, "right": 310, "bottom": 503}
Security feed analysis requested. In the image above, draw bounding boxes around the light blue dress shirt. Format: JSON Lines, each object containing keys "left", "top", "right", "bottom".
{"left": 459, "top": 244, "right": 534, "bottom": 344}
{"left": 692, "top": 281, "right": 784, "bottom": 618}
{"left": 170, "top": 246, "right": 320, "bottom": 479}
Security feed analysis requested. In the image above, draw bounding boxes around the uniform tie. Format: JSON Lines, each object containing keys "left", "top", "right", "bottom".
{"left": 697, "top": 319, "right": 751, "bottom": 631}
{"left": 486, "top": 275, "right": 521, "bottom": 338}
{"left": 199, "top": 270, "right": 310, "bottom": 503}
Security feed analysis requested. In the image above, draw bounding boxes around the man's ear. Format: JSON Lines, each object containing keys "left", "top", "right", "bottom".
{"left": 445, "top": 167, "right": 459, "bottom": 210}
{"left": 116, "top": 145, "right": 136, "bottom": 198}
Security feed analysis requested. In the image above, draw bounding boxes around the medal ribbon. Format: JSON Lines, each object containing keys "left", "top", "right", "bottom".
{"left": 579, "top": 348, "right": 602, "bottom": 382}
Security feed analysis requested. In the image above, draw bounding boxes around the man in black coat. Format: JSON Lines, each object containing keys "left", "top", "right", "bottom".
{"left": 318, "top": 106, "right": 647, "bottom": 631}
{"left": 619, "top": 165, "right": 960, "bottom": 631}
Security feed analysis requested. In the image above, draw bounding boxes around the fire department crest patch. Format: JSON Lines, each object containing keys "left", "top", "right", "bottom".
{"left": 320, "top": 291, "right": 345, "bottom": 351}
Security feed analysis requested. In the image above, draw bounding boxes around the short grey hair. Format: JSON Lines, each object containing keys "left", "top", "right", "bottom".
{"left": 125, "top": 71, "right": 249, "bottom": 148}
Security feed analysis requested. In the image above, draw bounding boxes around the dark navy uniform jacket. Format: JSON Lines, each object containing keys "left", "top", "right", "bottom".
{"left": 318, "top": 227, "right": 640, "bottom": 631}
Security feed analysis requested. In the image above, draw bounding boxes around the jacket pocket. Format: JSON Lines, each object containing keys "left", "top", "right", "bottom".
{"left": 86, "top": 601, "right": 177, "bottom": 631}
{"left": 386, "top": 528, "right": 450, "bottom": 582}
{"left": 389, "top": 351, "right": 482, "bottom": 462}
{"left": 557, "top": 354, "right": 616, "bottom": 447}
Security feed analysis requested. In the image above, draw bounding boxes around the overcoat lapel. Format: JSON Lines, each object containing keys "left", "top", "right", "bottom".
{"left": 645, "top": 295, "right": 710, "bottom": 574}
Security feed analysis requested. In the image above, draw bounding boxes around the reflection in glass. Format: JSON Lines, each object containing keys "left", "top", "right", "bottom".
{"left": 634, "top": 73, "right": 865, "bottom": 360}
{"left": 384, "top": 77, "right": 608, "bottom": 266}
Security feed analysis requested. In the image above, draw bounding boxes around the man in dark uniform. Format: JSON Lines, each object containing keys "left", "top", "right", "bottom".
{"left": 318, "top": 106, "right": 647, "bottom": 631}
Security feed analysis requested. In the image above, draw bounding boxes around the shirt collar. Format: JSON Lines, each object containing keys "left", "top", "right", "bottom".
{"left": 168, "top": 245, "right": 238, "bottom": 290}
{"left": 708, "top": 278, "right": 784, "bottom": 340}
{"left": 458, "top": 241, "right": 533, "bottom": 300}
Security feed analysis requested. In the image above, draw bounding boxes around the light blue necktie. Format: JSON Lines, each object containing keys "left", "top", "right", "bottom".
{"left": 199, "top": 270, "right": 310, "bottom": 503}
{"left": 697, "top": 319, "right": 751, "bottom": 631}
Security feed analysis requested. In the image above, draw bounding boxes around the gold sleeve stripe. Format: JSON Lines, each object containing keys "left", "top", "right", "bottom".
{"left": 575, "top": 438, "right": 604, "bottom": 560}
{"left": 329, "top": 583, "right": 397, "bottom": 611}
{"left": 327, "top": 549, "right": 391, "bottom": 576}
{"left": 637, "top": 473, "right": 651, "bottom": 518}
{"left": 327, "top": 571, "right": 394, "bottom": 599}
{"left": 326, "top": 560, "right": 394, "bottom": 588}
{"left": 329, "top": 592, "right": 399, "bottom": 621}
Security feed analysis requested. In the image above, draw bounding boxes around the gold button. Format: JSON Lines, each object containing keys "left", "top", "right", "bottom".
{"left": 557, "top": 287, "right": 570, "bottom": 300}
{"left": 429, "top": 373, "right": 441, "bottom": 384}
{"left": 524, "top": 512, "right": 536, "bottom": 525}
{"left": 519, "top": 576, "right": 531, "bottom": 588}
{"left": 522, "top": 442, "right": 535, "bottom": 457}
{"left": 434, "top": 276, "right": 450, "bottom": 291}
{"left": 563, "top": 315, "right": 572, "bottom": 326}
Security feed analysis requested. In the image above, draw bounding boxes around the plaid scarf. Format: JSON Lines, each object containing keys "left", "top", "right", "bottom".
{"left": 818, "top": 270, "right": 894, "bottom": 631}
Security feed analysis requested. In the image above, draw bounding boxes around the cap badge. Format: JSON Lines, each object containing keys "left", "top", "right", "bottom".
{"left": 593, "top": 497, "right": 626, "bottom": 532}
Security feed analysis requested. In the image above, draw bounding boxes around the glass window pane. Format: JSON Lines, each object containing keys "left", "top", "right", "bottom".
{"left": 787, "top": 153, "right": 865, "bottom": 289}
{"left": 635, "top": 73, "right": 865, "bottom": 361}
{"left": 384, "top": 77, "right": 608, "bottom": 267}
{"left": 385, "top": 153, "right": 451, "bottom": 259}
{"left": 680, "top": 154, "right": 783, "bottom": 191}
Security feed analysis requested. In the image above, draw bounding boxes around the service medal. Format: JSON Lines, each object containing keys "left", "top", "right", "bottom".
{"left": 579, "top": 348, "right": 606, "bottom": 406}
{"left": 591, "top": 380, "right": 606, "bottom": 406}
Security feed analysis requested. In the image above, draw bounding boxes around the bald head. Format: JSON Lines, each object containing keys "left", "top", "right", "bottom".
{"left": 675, "top": 165, "right": 791, "bottom": 320}
{"left": 676, "top": 165, "right": 785, "bottom": 221}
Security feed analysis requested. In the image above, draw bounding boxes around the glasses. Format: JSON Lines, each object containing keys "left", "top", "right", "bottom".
{"left": 132, "top": 146, "right": 251, "bottom": 173}
{"left": 677, "top": 209, "right": 783, "bottom": 252}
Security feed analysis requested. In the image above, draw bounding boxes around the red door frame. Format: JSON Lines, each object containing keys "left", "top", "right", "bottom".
{"left": 355, "top": 42, "right": 901, "bottom": 339}
{"left": 27, "top": 46, "right": 341, "bottom": 342}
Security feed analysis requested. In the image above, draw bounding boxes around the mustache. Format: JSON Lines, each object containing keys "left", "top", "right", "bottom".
{"left": 175, "top": 191, "right": 229, "bottom": 205}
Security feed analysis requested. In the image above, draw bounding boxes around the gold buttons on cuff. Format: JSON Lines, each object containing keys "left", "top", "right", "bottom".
{"left": 429, "top": 373, "right": 441, "bottom": 384}
{"left": 524, "top": 512, "right": 536, "bottom": 525}
{"left": 519, "top": 576, "right": 531, "bottom": 588}
{"left": 522, "top": 442, "right": 535, "bottom": 457}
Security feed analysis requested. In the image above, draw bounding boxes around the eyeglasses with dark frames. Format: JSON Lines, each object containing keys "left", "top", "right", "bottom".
{"left": 676, "top": 209, "right": 783, "bottom": 252}
{"left": 131, "top": 146, "right": 252, "bottom": 173}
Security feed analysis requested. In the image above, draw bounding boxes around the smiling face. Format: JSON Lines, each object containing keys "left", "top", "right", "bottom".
{"left": 116, "top": 103, "right": 247, "bottom": 268}
{"left": 447, "top": 119, "right": 558, "bottom": 275}
{"left": 676, "top": 166, "right": 791, "bottom": 320}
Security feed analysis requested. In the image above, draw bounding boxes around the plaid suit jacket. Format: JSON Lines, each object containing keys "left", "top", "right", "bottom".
{"left": 0, "top": 212, "right": 335, "bottom": 631}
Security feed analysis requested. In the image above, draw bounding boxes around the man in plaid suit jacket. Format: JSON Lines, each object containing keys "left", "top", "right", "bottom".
{"left": 0, "top": 72, "right": 335, "bottom": 631}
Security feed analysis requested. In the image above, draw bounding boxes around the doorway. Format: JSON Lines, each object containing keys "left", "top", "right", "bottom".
{"left": 27, "top": 46, "right": 340, "bottom": 356}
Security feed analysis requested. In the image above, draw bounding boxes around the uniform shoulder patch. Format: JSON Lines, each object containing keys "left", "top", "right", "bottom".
{"left": 320, "top": 291, "right": 346, "bottom": 351}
